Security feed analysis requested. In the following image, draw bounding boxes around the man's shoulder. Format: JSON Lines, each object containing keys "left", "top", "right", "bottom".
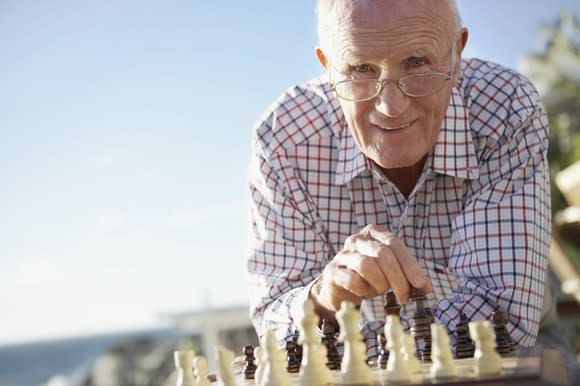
{"left": 460, "top": 58, "right": 545, "bottom": 139}
{"left": 252, "top": 76, "right": 338, "bottom": 155}
{"left": 461, "top": 57, "right": 533, "bottom": 95}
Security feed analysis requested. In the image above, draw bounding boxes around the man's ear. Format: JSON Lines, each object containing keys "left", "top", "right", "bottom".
{"left": 451, "top": 28, "right": 469, "bottom": 85}
{"left": 457, "top": 27, "right": 468, "bottom": 56}
{"left": 315, "top": 47, "right": 328, "bottom": 69}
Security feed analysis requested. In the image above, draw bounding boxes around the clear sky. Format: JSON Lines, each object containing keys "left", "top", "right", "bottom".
{"left": 1, "top": 0, "right": 578, "bottom": 345}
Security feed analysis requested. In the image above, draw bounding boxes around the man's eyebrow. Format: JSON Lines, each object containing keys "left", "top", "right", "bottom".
{"left": 339, "top": 48, "right": 433, "bottom": 64}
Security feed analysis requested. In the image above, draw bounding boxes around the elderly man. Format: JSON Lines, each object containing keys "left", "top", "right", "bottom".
{"left": 248, "top": 0, "right": 553, "bottom": 360}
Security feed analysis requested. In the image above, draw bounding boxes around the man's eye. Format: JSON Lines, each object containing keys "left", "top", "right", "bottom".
{"left": 409, "top": 57, "right": 426, "bottom": 67}
{"left": 352, "top": 64, "right": 370, "bottom": 73}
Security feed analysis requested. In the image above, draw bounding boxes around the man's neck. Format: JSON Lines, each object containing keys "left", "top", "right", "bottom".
{"left": 377, "top": 156, "right": 427, "bottom": 199}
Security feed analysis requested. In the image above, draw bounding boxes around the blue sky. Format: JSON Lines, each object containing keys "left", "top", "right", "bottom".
{"left": 1, "top": 0, "right": 578, "bottom": 344}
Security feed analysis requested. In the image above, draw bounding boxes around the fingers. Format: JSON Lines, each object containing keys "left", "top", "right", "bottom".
{"left": 339, "top": 224, "right": 432, "bottom": 303}
{"left": 364, "top": 224, "right": 431, "bottom": 290}
{"left": 333, "top": 249, "right": 390, "bottom": 297}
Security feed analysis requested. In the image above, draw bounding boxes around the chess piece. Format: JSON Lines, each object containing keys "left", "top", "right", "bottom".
{"left": 402, "top": 333, "right": 421, "bottom": 374}
{"left": 469, "top": 320, "right": 503, "bottom": 376}
{"left": 430, "top": 323, "right": 457, "bottom": 379}
{"left": 425, "top": 307, "right": 435, "bottom": 324}
{"left": 292, "top": 329, "right": 303, "bottom": 366}
{"left": 297, "top": 299, "right": 333, "bottom": 386}
{"left": 262, "top": 329, "right": 292, "bottom": 386}
{"left": 492, "top": 311, "right": 515, "bottom": 353}
{"left": 174, "top": 350, "right": 195, "bottom": 386}
{"left": 254, "top": 346, "right": 265, "bottom": 386}
{"left": 455, "top": 312, "right": 475, "bottom": 358}
{"left": 242, "top": 345, "right": 257, "bottom": 379}
{"left": 285, "top": 339, "right": 300, "bottom": 373}
{"left": 321, "top": 318, "right": 341, "bottom": 370}
{"left": 337, "top": 301, "right": 372, "bottom": 385}
{"left": 377, "top": 332, "right": 389, "bottom": 369}
{"left": 215, "top": 346, "right": 237, "bottom": 386}
{"left": 409, "top": 287, "right": 432, "bottom": 361}
{"left": 384, "top": 290, "right": 401, "bottom": 318}
{"left": 192, "top": 356, "right": 211, "bottom": 386}
{"left": 384, "top": 315, "right": 411, "bottom": 383}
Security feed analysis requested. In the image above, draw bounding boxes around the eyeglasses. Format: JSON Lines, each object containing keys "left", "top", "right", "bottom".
{"left": 329, "top": 46, "right": 455, "bottom": 102}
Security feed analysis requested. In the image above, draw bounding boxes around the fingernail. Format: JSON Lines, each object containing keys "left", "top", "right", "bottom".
{"left": 413, "top": 274, "right": 425, "bottom": 287}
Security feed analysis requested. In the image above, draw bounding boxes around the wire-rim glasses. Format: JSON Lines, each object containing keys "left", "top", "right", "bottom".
{"left": 329, "top": 46, "right": 455, "bottom": 102}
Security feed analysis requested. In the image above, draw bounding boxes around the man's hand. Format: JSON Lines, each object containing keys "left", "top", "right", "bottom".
{"left": 310, "top": 224, "right": 432, "bottom": 322}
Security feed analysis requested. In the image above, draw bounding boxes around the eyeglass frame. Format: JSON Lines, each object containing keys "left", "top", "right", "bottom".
{"left": 328, "top": 44, "right": 456, "bottom": 102}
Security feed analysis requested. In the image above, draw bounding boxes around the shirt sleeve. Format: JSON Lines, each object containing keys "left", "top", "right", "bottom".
{"left": 247, "top": 111, "right": 333, "bottom": 344}
{"left": 435, "top": 78, "right": 551, "bottom": 346}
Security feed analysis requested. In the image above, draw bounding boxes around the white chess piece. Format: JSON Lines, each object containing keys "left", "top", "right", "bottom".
{"left": 336, "top": 301, "right": 372, "bottom": 385}
{"left": 297, "top": 299, "right": 333, "bottom": 386}
{"left": 254, "top": 346, "right": 264, "bottom": 386}
{"left": 402, "top": 333, "right": 421, "bottom": 374}
{"left": 430, "top": 323, "right": 457, "bottom": 379}
{"left": 192, "top": 356, "right": 211, "bottom": 386}
{"left": 262, "top": 329, "right": 292, "bottom": 386}
{"left": 384, "top": 315, "right": 411, "bottom": 383}
{"left": 469, "top": 320, "right": 503, "bottom": 376}
{"left": 215, "top": 346, "right": 238, "bottom": 386}
{"left": 174, "top": 350, "right": 195, "bottom": 386}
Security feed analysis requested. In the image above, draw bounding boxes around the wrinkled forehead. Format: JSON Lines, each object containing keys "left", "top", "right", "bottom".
{"left": 322, "top": 0, "right": 455, "bottom": 63}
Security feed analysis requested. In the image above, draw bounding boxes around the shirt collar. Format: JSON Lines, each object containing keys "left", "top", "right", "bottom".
{"left": 332, "top": 84, "right": 479, "bottom": 186}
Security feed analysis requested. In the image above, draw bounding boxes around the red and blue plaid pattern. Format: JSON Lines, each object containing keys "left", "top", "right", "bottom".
{"left": 248, "top": 58, "right": 550, "bottom": 358}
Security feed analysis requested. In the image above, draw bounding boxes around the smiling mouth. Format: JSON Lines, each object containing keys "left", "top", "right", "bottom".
{"left": 377, "top": 119, "right": 416, "bottom": 131}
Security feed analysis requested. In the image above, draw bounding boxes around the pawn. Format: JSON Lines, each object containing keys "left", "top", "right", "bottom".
{"left": 425, "top": 307, "right": 435, "bottom": 324}
{"left": 384, "top": 290, "right": 401, "bottom": 317}
{"left": 402, "top": 333, "right": 421, "bottom": 374}
{"left": 292, "top": 329, "right": 303, "bottom": 365}
{"left": 430, "top": 323, "right": 457, "bottom": 379}
{"left": 297, "top": 299, "right": 333, "bottom": 386}
{"left": 285, "top": 339, "right": 300, "bottom": 373}
{"left": 492, "top": 311, "right": 514, "bottom": 354}
{"left": 174, "top": 350, "right": 195, "bottom": 386}
{"left": 242, "top": 345, "right": 257, "bottom": 380}
{"left": 377, "top": 333, "right": 389, "bottom": 369}
{"left": 337, "top": 301, "right": 372, "bottom": 385}
{"left": 469, "top": 320, "right": 503, "bottom": 376}
{"left": 215, "top": 346, "right": 237, "bottom": 386}
{"left": 409, "top": 287, "right": 432, "bottom": 361}
{"left": 254, "top": 346, "right": 265, "bottom": 386}
{"left": 321, "top": 318, "right": 341, "bottom": 370}
{"left": 192, "top": 356, "right": 211, "bottom": 386}
{"left": 384, "top": 315, "right": 411, "bottom": 383}
{"left": 262, "top": 329, "right": 291, "bottom": 386}
{"left": 455, "top": 312, "right": 475, "bottom": 359}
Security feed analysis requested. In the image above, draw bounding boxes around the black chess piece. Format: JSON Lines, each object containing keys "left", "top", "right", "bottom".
{"left": 291, "top": 329, "right": 303, "bottom": 366}
{"left": 425, "top": 307, "right": 435, "bottom": 325}
{"left": 384, "top": 290, "right": 401, "bottom": 318}
{"left": 377, "top": 332, "right": 389, "bottom": 369}
{"left": 455, "top": 312, "right": 475, "bottom": 359}
{"left": 242, "top": 345, "right": 257, "bottom": 379}
{"left": 285, "top": 339, "right": 300, "bottom": 373}
{"left": 321, "top": 318, "right": 341, "bottom": 370}
{"left": 492, "top": 311, "right": 515, "bottom": 354}
{"left": 409, "top": 287, "right": 432, "bottom": 361}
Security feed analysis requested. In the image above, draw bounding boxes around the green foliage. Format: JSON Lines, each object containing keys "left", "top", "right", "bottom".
{"left": 520, "top": 11, "right": 580, "bottom": 213}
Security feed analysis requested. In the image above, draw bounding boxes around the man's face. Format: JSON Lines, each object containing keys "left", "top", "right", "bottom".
{"left": 322, "top": 0, "right": 464, "bottom": 170}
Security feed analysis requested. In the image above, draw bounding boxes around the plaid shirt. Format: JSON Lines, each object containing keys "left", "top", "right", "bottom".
{"left": 247, "top": 58, "right": 550, "bottom": 358}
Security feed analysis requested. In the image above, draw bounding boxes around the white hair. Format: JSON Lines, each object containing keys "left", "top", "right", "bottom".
{"left": 316, "top": 0, "right": 462, "bottom": 52}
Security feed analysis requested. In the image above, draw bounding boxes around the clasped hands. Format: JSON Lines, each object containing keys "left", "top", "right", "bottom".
{"left": 310, "top": 224, "right": 432, "bottom": 323}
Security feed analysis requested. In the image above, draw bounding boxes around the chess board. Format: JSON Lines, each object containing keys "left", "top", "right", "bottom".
{"left": 226, "top": 347, "right": 569, "bottom": 386}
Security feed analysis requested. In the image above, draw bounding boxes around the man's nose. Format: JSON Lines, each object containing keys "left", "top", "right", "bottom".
{"left": 374, "top": 80, "right": 410, "bottom": 117}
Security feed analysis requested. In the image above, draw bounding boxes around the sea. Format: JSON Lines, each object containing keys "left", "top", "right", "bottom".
{"left": 0, "top": 327, "right": 181, "bottom": 386}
